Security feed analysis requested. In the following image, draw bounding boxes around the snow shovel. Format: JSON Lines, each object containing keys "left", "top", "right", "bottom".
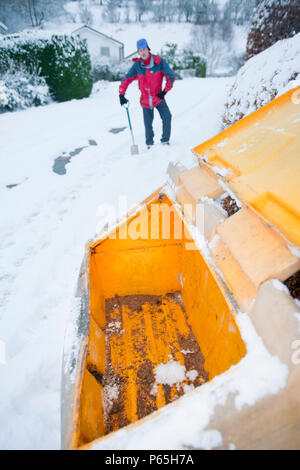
{"left": 123, "top": 102, "right": 139, "bottom": 155}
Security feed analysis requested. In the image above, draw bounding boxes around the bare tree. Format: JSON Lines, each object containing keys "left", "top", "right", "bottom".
{"left": 79, "top": 5, "right": 94, "bottom": 25}
{"left": 152, "top": 0, "right": 177, "bottom": 22}
{"left": 0, "top": 0, "right": 67, "bottom": 31}
{"left": 135, "top": 0, "right": 152, "bottom": 22}
{"left": 224, "top": 0, "right": 256, "bottom": 26}
{"left": 177, "top": 0, "right": 194, "bottom": 22}
{"left": 102, "top": 0, "right": 120, "bottom": 23}
{"left": 193, "top": 0, "right": 209, "bottom": 24}
{"left": 27, "top": 0, "right": 43, "bottom": 27}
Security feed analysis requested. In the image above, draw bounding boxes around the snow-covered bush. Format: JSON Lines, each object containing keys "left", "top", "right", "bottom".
{"left": 0, "top": 35, "right": 47, "bottom": 75}
{"left": 92, "top": 57, "right": 130, "bottom": 82}
{"left": 246, "top": 0, "right": 300, "bottom": 60}
{"left": 181, "top": 49, "right": 207, "bottom": 78}
{"left": 161, "top": 43, "right": 207, "bottom": 78}
{"left": 41, "top": 35, "right": 93, "bottom": 102}
{"left": 0, "top": 66, "right": 51, "bottom": 113}
{"left": 92, "top": 46, "right": 207, "bottom": 84}
{"left": 223, "top": 33, "right": 300, "bottom": 127}
{"left": 0, "top": 33, "right": 93, "bottom": 103}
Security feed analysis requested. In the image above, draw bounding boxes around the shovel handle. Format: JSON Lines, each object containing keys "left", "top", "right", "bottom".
{"left": 124, "top": 102, "right": 133, "bottom": 133}
{"left": 123, "top": 101, "right": 138, "bottom": 150}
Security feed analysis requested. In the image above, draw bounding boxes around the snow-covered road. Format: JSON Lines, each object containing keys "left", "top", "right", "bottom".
{"left": 0, "top": 76, "right": 233, "bottom": 449}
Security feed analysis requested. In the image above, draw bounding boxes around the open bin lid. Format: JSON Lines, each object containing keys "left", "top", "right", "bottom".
{"left": 193, "top": 87, "right": 300, "bottom": 247}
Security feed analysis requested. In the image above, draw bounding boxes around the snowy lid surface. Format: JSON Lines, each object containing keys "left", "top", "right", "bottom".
{"left": 193, "top": 85, "right": 300, "bottom": 247}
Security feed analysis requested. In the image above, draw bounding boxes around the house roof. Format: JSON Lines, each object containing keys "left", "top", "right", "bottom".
{"left": 72, "top": 25, "right": 124, "bottom": 47}
{"left": 124, "top": 51, "right": 139, "bottom": 60}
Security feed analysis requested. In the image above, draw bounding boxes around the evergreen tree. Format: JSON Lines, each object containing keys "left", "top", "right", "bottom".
{"left": 79, "top": 5, "right": 94, "bottom": 25}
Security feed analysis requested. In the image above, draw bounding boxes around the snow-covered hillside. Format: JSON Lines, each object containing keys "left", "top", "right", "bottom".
{"left": 43, "top": 1, "right": 250, "bottom": 77}
{"left": 0, "top": 76, "right": 233, "bottom": 449}
{"left": 223, "top": 32, "right": 300, "bottom": 127}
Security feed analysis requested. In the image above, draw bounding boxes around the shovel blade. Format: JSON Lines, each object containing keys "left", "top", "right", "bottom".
{"left": 131, "top": 145, "right": 139, "bottom": 155}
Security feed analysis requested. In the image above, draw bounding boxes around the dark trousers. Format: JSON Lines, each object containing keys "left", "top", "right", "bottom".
{"left": 142, "top": 101, "right": 172, "bottom": 146}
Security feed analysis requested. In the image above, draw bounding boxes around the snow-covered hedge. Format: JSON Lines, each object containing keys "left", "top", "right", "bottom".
{"left": 223, "top": 33, "right": 300, "bottom": 127}
{"left": 41, "top": 35, "right": 93, "bottom": 102}
{"left": 161, "top": 43, "right": 207, "bottom": 78}
{"left": 246, "top": 0, "right": 300, "bottom": 60}
{"left": 0, "top": 32, "right": 93, "bottom": 103}
{"left": 91, "top": 45, "right": 207, "bottom": 84}
{"left": 92, "top": 57, "right": 130, "bottom": 82}
{"left": 0, "top": 66, "right": 51, "bottom": 113}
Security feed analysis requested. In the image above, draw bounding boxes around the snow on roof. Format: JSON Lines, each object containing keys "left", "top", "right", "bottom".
{"left": 72, "top": 24, "right": 124, "bottom": 47}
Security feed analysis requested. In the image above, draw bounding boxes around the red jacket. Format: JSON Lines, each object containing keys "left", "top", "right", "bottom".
{"left": 119, "top": 54, "right": 175, "bottom": 109}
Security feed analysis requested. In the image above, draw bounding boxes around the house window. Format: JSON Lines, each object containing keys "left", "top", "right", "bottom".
{"left": 101, "top": 47, "right": 110, "bottom": 57}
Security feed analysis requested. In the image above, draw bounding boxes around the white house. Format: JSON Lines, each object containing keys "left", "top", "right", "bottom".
{"left": 72, "top": 25, "right": 124, "bottom": 63}
{"left": 0, "top": 22, "right": 8, "bottom": 35}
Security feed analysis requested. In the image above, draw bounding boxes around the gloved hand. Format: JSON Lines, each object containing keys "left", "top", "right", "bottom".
{"left": 119, "top": 94, "right": 128, "bottom": 106}
{"left": 157, "top": 91, "right": 166, "bottom": 100}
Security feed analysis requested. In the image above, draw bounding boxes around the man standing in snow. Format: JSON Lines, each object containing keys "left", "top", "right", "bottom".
{"left": 119, "top": 38, "right": 175, "bottom": 148}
